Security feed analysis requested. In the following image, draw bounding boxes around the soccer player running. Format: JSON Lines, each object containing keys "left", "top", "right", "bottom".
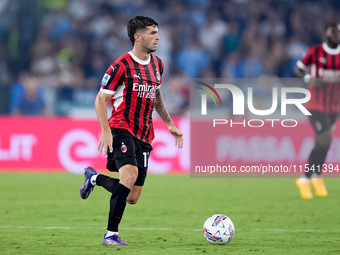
{"left": 295, "top": 23, "right": 340, "bottom": 199}
{"left": 80, "top": 16, "right": 184, "bottom": 245}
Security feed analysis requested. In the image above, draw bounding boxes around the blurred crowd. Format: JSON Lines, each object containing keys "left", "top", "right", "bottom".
{"left": 0, "top": 0, "right": 340, "bottom": 116}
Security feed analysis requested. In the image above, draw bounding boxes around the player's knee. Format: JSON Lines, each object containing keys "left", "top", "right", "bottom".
{"left": 119, "top": 165, "right": 138, "bottom": 188}
{"left": 122, "top": 175, "right": 137, "bottom": 189}
{"left": 126, "top": 173, "right": 138, "bottom": 183}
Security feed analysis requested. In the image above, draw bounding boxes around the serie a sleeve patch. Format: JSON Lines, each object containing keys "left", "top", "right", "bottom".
{"left": 101, "top": 74, "right": 111, "bottom": 86}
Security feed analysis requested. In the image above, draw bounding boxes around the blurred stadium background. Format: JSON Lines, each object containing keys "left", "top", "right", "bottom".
{"left": 1, "top": 0, "right": 340, "bottom": 174}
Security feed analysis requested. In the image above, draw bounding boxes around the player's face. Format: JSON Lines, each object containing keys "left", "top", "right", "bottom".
{"left": 327, "top": 26, "right": 340, "bottom": 45}
{"left": 139, "top": 25, "right": 160, "bottom": 53}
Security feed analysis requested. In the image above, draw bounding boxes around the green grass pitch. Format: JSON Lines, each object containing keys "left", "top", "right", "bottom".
{"left": 0, "top": 173, "right": 340, "bottom": 254}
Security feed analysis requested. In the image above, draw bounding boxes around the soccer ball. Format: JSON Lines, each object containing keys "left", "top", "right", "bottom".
{"left": 203, "top": 214, "right": 235, "bottom": 245}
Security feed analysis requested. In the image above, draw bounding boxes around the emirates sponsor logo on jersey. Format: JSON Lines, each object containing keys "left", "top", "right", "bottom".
{"left": 318, "top": 69, "right": 340, "bottom": 82}
{"left": 133, "top": 83, "right": 156, "bottom": 99}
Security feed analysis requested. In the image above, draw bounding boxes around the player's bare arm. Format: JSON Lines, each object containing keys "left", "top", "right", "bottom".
{"left": 95, "top": 91, "right": 113, "bottom": 154}
{"left": 154, "top": 89, "right": 184, "bottom": 148}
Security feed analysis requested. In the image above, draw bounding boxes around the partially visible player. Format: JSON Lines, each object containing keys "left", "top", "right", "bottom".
{"left": 79, "top": 16, "right": 183, "bottom": 245}
{"left": 295, "top": 23, "right": 340, "bottom": 199}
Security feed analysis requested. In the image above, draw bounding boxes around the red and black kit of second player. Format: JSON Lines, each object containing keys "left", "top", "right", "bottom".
{"left": 100, "top": 51, "right": 163, "bottom": 144}
{"left": 297, "top": 43, "right": 340, "bottom": 113}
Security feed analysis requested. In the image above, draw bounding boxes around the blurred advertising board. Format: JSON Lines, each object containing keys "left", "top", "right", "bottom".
{"left": 191, "top": 120, "right": 340, "bottom": 177}
{"left": 0, "top": 117, "right": 189, "bottom": 174}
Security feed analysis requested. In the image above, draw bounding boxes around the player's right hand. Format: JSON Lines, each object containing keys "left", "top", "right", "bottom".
{"left": 97, "top": 130, "right": 113, "bottom": 155}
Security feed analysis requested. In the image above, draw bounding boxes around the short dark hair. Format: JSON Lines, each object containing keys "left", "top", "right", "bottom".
{"left": 127, "top": 16, "right": 158, "bottom": 46}
{"left": 326, "top": 22, "right": 339, "bottom": 31}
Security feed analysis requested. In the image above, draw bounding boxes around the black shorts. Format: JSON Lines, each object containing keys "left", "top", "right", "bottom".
{"left": 106, "top": 128, "right": 153, "bottom": 186}
{"left": 308, "top": 110, "right": 338, "bottom": 134}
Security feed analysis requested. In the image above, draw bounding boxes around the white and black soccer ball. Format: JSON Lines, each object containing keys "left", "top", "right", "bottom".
{"left": 203, "top": 214, "right": 235, "bottom": 245}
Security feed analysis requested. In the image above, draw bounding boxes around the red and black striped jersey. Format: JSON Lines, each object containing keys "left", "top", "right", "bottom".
{"left": 100, "top": 51, "right": 163, "bottom": 144}
{"left": 297, "top": 42, "right": 340, "bottom": 113}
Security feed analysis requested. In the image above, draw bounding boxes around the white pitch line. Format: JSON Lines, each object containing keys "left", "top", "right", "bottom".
{"left": 0, "top": 225, "right": 339, "bottom": 233}
{"left": 250, "top": 228, "right": 340, "bottom": 232}
{"left": 0, "top": 225, "right": 72, "bottom": 230}
{"left": 0, "top": 225, "right": 198, "bottom": 231}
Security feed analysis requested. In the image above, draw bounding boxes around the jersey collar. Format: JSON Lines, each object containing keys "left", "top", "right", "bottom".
{"left": 128, "top": 51, "right": 151, "bottom": 65}
{"left": 322, "top": 42, "right": 340, "bottom": 55}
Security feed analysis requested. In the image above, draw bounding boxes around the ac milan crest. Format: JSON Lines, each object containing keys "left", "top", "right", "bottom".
{"left": 121, "top": 142, "right": 127, "bottom": 153}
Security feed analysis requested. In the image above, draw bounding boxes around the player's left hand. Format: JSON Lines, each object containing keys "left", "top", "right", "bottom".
{"left": 168, "top": 125, "right": 184, "bottom": 148}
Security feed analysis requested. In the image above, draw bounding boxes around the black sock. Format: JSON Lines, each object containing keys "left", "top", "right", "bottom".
{"left": 107, "top": 183, "right": 131, "bottom": 232}
{"left": 305, "top": 146, "right": 329, "bottom": 178}
{"left": 96, "top": 174, "right": 120, "bottom": 193}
